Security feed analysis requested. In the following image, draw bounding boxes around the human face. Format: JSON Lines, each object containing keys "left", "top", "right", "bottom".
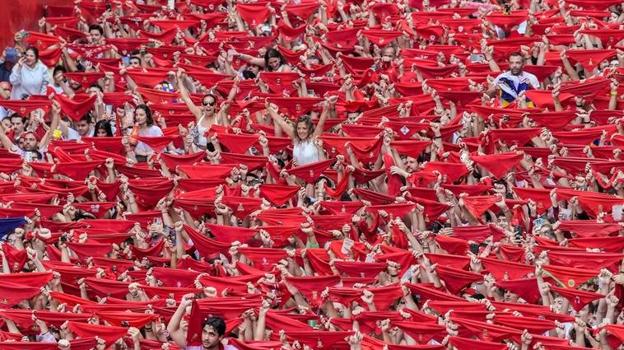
{"left": 202, "top": 96, "right": 216, "bottom": 114}
{"left": 53, "top": 71, "right": 65, "bottom": 84}
{"left": 24, "top": 50, "right": 36, "bottom": 67}
{"left": 128, "top": 284, "right": 139, "bottom": 296}
{"left": 122, "top": 122, "right": 134, "bottom": 135}
{"left": 1, "top": 118, "right": 11, "bottom": 130}
{"left": 89, "top": 29, "right": 103, "bottom": 45}
{"left": 129, "top": 58, "right": 141, "bottom": 68}
{"left": 201, "top": 324, "right": 222, "bottom": 350}
{"left": 307, "top": 57, "right": 320, "bottom": 66}
{"left": 10, "top": 117, "right": 24, "bottom": 133}
{"left": 405, "top": 156, "right": 418, "bottom": 172}
{"left": 135, "top": 108, "right": 147, "bottom": 126}
{"left": 87, "top": 87, "right": 100, "bottom": 96}
{"left": 296, "top": 121, "right": 309, "bottom": 140}
{"left": 75, "top": 120, "right": 91, "bottom": 136}
{"left": 268, "top": 57, "right": 281, "bottom": 71}
{"left": 249, "top": 65, "right": 260, "bottom": 74}
{"left": 96, "top": 128, "right": 108, "bottom": 137}
{"left": 22, "top": 133, "right": 37, "bottom": 151}
{"left": 381, "top": 47, "right": 395, "bottom": 63}
{"left": 508, "top": 55, "right": 523, "bottom": 75}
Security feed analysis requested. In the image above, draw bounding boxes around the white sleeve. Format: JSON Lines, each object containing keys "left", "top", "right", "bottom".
{"left": 528, "top": 73, "right": 540, "bottom": 89}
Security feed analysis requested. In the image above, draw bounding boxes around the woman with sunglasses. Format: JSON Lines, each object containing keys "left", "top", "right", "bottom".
{"left": 176, "top": 68, "right": 237, "bottom": 150}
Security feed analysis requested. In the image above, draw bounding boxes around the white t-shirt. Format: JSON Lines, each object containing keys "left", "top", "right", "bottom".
{"left": 135, "top": 124, "right": 164, "bottom": 156}
{"left": 293, "top": 139, "right": 320, "bottom": 165}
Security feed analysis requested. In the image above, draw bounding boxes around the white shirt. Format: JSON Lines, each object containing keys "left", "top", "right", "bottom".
{"left": 10, "top": 61, "right": 51, "bottom": 99}
{"left": 135, "top": 124, "right": 164, "bottom": 156}
{"left": 293, "top": 139, "right": 320, "bottom": 165}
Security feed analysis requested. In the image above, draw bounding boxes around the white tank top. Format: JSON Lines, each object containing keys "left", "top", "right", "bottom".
{"left": 293, "top": 139, "right": 320, "bottom": 165}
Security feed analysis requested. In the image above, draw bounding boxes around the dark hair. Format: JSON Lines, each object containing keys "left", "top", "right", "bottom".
{"left": 25, "top": 47, "right": 39, "bottom": 62}
{"left": 94, "top": 120, "right": 113, "bottom": 137}
{"left": 129, "top": 56, "right": 142, "bottom": 65}
{"left": 264, "top": 48, "right": 285, "bottom": 72}
{"left": 10, "top": 114, "right": 26, "bottom": 123}
{"left": 242, "top": 69, "right": 257, "bottom": 79}
{"left": 295, "top": 115, "right": 314, "bottom": 141}
{"left": 89, "top": 83, "right": 103, "bottom": 93}
{"left": 52, "top": 65, "right": 66, "bottom": 76}
{"left": 509, "top": 52, "right": 523, "bottom": 60}
{"left": 202, "top": 316, "right": 226, "bottom": 337}
{"left": 79, "top": 112, "right": 93, "bottom": 124}
{"left": 88, "top": 24, "right": 104, "bottom": 36}
{"left": 202, "top": 94, "right": 217, "bottom": 106}
{"left": 135, "top": 104, "right": 154, "bottom": 126}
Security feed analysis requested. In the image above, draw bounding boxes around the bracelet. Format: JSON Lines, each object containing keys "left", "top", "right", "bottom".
{"left": 611, "top": 91, "right": 618, "bottom": 97}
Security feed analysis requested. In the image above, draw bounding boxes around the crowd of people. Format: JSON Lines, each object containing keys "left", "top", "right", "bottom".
{"left": 3, "top": 0, "right": 624, "bottom": 349}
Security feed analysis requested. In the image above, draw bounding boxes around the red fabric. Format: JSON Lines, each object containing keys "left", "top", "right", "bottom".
{"left": 53, "top": 93, "right": 97, "bottom": 122}
{"left": 67, "top": 321, "right": 128, "bottom": 344}
{"left": 285, "top": 275, "right": 341, "bottom": 302}
{"left": 134, "top": 135, "right": 178, "bottom": 153}
{"left": 451, "top": 316, "right": 520, "bottom": 342}
{"left": 236, "top": 3, "right": 270, "bottom": 26}
{"left": 542, "top": 264, "right": 599, "bottom": 288}
{"left": 448, "top": 336, "right": 507, "bottom": 350}
{"left": 0, "top": 282, "right": 43, "bottom": 307}
{"left": 128, "top": 178, "right": 174, "bottom": 206}
{"left": 550, "top": 285, "right": 603, "bottom": 311}
{"left": 54, "top": 160, "right": 102, "bottom": 180}
{"left": 96, "top": 310, "right": 157, "bottom": 328}
{"left": 259, "top": 184, "right": 300, "bottom": 206}
{"left": 159, "top": 152, "right": 205, "bottom": 169}
{"left": 568, "top": 236, "right": 624, "bottom": 252}
{"left": 496, "top": 278, "right": 541, "bottom": 303}
{"left": 184, "top": 224, "right": 230, "bottom": 257}
{"left": 566, "top": 49, "right": 616, "bottom": 70}
{"left": 205, "top": 223, "right": 256, "bottom": 244}
{"left": 481, "top": 257, "right": 533, "bottom": 280}
{"left": 361, "top": 30, "right": 403, "bottom": 46}
{"left": 494, "top": 314, "right": 556, "bottom": 333}
{"left": 0, "top": 99, "right": 51, "bottom": 115}
{"left": 285, "top": 2, "right": 320, "bottom": 19}
{"left": 471, "top": 152, "right": 523, "bottom": 178}
{"left": 216, "top": 132, "right": 260, "bottom": 154}
{"left": 488, "top": 128, "right": 541, "bottom": 146}
{"left": 435, "top": 265, "right": 483, "bottom": 294}
{"left": 268, "top": 97, "right": 323, "bottom": 116}
{"left": 462, "top": 195, "right": 499, "bottom": 219}
{"left": 394, "top": 321, "right": 446, "bottom": 343}
{"left": 288, "top": 159, "right": 334, "bottom": 183}
{"left": 525, "top": 90, "right": 573, "bottom": 108}
{"left": 412, "top": 64, "right": 459, "bottom": 79}
{"left": 390, "top": 140, "right": 431, "bottom": 158}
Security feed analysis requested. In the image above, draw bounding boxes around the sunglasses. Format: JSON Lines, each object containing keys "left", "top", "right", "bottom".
{"left": 202, "top": 100, "right": 215, "bottom": 106}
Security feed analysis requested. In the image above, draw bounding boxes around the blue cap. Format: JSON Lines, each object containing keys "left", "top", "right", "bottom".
{"left": 5, "top": 48, "right": 18, "bottom": 63}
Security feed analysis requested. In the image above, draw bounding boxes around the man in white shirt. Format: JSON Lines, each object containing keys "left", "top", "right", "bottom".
{"left": 185, "top": 316, "right": 238, "bottom": 350}
{"left": 487, "top": 52, "right": 540, "bottom": 107}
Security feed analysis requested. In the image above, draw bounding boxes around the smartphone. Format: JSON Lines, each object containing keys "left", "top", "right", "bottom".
{"left": 469, "top": 53, "right": 485, "bottom": 63}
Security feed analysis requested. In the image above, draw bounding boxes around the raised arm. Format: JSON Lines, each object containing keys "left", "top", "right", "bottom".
{"left": 266, "top": 101, "right": 295, "bottom": 139}
{"left": 312, "top": 95, "right": 337, "bottom": 139}
{"left": 176, "top": 69, "right": 202, "bottom": 120}
{"left": 38, "top": 100, "right": 62, "bottom": 151}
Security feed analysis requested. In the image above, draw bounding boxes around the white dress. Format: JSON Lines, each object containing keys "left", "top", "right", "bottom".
{"left": 293, "top": 139, "right": 319, "bottom": 165}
